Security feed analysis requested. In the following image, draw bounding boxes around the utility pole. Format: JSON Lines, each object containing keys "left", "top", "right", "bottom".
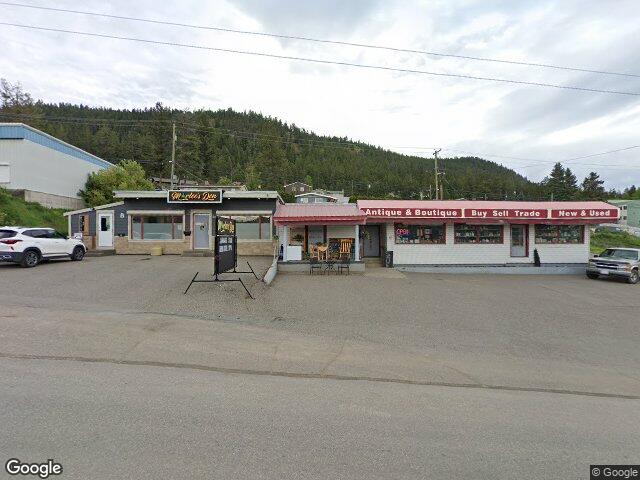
{"left": 434, "top": 149, "right": 441, "bottom": 200}
{"left": 170, "top": 121, "right": 176, "bottom": 189}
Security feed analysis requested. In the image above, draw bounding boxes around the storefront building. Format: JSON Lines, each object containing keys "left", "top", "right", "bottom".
{"left": 64, "top": 189, "right": 282, "bottom": 256}
{"left": 276, "top": 200, "right": 619, "bottom": 269}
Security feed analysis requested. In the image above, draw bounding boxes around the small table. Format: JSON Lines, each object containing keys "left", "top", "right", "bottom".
{"left": 324, "top": 259, "right": 336, "bottom": 274}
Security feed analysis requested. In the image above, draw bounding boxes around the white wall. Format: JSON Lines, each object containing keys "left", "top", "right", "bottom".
{"left": 384, "top": 222, "right": 590, "bottom": 265}
{"left": 0, "top": 139, "right": 104, "bottom": 199}
{"left": 326, "top": 225, "right": 356, "bottom": 239}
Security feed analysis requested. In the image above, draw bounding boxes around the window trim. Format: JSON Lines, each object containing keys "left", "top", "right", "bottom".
{"left": 394, "top": 223, "right": 447, "bottom": 245}
{"left": 454, "top": 223, "right": 504, "bottom": 244}
{"left": 534, "top": 224, "right": 585, "bottom": 245}
{"left": 129, "top": 213, "right": 186, "bottom": 242}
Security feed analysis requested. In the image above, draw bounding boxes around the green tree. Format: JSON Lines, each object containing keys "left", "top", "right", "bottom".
{"left": 541, "top": 163, "right": 579, "bottom": 200}
{"left": 79, "top": 160, "right": 154, "bottom": 207}
{"left": 581, "top": 172, "right": 606, "bottom": 200}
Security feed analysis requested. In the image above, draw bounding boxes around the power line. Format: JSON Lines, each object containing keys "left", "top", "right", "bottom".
{"left": 1, "top": 1, "right": 638, "bottom": 79}
{"left": 2, "top": 22, "right": 640, "bottom": 97}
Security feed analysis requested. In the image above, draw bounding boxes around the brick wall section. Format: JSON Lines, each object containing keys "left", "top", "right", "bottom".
{"left": 114, "top": 237, "right": 190, "bottom": 255}
{"left": 237, "top": 241, "right": 276, "bottom": 256}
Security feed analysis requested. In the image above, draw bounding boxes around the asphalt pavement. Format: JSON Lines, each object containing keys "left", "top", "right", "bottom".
{"left": 1, "top": 357, "right": 638, "bottom": 480}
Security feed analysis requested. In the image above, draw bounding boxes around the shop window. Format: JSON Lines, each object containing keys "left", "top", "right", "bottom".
{"left": 534, "top": 225, "right": 584, "bottom": 244}
{"left": 231, "top": 216, "right": 272, "bottom": 240}
{"left": 395, "top": 223, "right": 445, "bottom": 244}
{"left": 454, "top": 224, "right": 503, "bottom": 244}
{"left": 130, "top": 215, "right": 183, "bottom": 240}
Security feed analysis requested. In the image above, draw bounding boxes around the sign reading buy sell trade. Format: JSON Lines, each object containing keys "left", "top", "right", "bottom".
{"left": 465, "top": 208, "right": 548, "bottom": 219}
{"left": 167, "top": 189, "right": 222, "bottom": 203}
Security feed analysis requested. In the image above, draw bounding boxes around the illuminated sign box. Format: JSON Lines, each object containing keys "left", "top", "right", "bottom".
{"left": 167, "top": 190, "right": 222, "bottom": 203}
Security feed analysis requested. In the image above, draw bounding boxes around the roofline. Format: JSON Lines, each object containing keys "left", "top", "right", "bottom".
{"left": 0, "top": 123, "right": 113, "bottom": 169}
{"left": 113, "top": 189, "right": 284, "bottom": 203}
{"left": 284, "top": 182, "right": 311, "bottom": 188}
{"left": 63, "top": 201, "right": 124, "bottom": 216}
{"left": 295, "top": 192, "right": 338, "bottom": 199}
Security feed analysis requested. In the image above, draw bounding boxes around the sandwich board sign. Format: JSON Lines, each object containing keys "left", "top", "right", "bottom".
{"left": 215, "top": 216, "right": 236, "bottom": 274}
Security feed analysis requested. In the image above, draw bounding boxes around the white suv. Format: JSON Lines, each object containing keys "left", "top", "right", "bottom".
{"left": 0, "top": 227, "right": 86, "bottom": 267}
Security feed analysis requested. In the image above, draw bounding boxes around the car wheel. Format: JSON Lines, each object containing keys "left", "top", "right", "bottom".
{"left": 628, "top": 270, "right": 639, "bottom": 284}
{"left": 586, "top": 273, "right": 599, "bottom": 280}
{"left": 21, "top": 250, "right": 40, "bottom": 268}
{"left": 71, "top": 246, "right": 85, "bottom": 261}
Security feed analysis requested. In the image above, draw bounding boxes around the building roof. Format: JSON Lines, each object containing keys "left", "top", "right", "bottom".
{"left": 0, "top": 123, "right": 113, "bottom": 169}
{"left": 284, "top": 181, "right": 311, "bottom": 188}
{"left": 274, "top": 203, "right": 365, "bottom": 225}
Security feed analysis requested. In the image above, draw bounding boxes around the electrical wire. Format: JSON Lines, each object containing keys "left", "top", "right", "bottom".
{"left": 1, "top": 22, "right": 639, "bottom": 96}
{"left": 1, "top": 1, "right": 638, "bottom": 78}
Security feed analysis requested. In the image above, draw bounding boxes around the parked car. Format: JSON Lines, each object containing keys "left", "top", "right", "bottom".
{"left": 587, "top": 248, "right": 639, "bottom": 284}
{"left": 0, "top": 227, "right": 86, "bottom": 268}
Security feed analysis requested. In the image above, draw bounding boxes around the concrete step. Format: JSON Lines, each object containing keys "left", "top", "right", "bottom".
{"left": 363, "top": 257, "right": 383, "bottom": 267}
{"left": 181, "top": 250, "right": 216, "bottom": 257}
{"left": 85, "top": 249, "right": 116, "bottom": 257}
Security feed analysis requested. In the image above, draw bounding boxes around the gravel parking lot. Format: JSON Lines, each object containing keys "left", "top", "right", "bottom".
{"left": 1, "top": 254, "right": 639, "bottom": 395}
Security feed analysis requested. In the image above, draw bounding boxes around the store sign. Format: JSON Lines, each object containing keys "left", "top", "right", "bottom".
{"left": 550, "top": 208, "right": 618, "bottom": 219}
{"left": 362, "top": 208, "right": 463, "bottom": 218}
{"left": 167, "top": 189, "right": 222, "bottom": 203}
{"left": 465, "top": 208, "right": 548, "bottom": 219}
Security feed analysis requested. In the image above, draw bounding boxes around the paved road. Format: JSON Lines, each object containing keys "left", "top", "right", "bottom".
{"left": 1, "top": 357, "right": 638, "bottom": 480}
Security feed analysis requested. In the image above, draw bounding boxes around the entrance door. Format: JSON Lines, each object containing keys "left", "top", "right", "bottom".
{"left": 510, "top": 225, "right": 527, "bottom": 257}
{"left": 363, "top": 225, "right": 380, "bottom": 257}
{"left": 97, "top": 212, "right": 114, "bottom": 248}
{"left": 193, "top": 213, "right": 211, "bottom": 249}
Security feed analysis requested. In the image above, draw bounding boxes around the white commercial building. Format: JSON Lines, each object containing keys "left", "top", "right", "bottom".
{"left": 0, "top": 123, "right": 113, "bottom": 209}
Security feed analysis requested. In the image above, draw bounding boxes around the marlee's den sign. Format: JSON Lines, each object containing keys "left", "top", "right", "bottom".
{"left": 167, "top": 189, "right": 222, "bottom": 203}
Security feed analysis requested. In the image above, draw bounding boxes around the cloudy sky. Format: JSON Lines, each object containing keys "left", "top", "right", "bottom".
{"left": 1, "top": 0, "right": 639, "bottom": 189}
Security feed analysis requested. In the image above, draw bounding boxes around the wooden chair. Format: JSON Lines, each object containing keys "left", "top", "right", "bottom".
{"left": 317, "top": 245, "right": 328, "bottom": 261}
{"left": 340, "top": 239, "right": 353, "bottom": 255}
{"left": 309, "top": 245, "right": 319, "bottom": 260}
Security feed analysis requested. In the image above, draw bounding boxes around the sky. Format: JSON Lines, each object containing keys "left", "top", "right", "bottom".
{"left": 1, "top": 0, "right": 639, "bottom": 189}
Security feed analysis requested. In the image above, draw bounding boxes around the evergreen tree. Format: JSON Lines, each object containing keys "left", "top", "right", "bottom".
{"left": 581, "top": 172, "right": 606, "bottom": 200}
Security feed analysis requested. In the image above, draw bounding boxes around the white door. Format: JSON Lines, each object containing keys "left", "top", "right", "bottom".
{"left": 193, "top": 214, "right": 211, "bottom": 249}
{"left": 510, "top": 225, "right": 527, "bottom": 257}
{"left": 97, "top": 212, "right": 114, "bottom": 248}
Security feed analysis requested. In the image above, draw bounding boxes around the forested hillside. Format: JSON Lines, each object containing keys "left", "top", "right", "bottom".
{"left": 1, "top": 79, "right": 635, "bottom": 201}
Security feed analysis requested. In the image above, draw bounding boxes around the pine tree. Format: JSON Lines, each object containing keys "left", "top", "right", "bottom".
{"left": 581, "top": 172, "right": 606, "bottom": 200}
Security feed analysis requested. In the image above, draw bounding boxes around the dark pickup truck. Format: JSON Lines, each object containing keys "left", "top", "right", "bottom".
{"left": 587, "top": 248, "right": 640, "bottom": 284}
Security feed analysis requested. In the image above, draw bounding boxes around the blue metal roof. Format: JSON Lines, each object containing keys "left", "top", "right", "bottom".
{"left": 0, "top": 123, "right": 113, "bottom": 169}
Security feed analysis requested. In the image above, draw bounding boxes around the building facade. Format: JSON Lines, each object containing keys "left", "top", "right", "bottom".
{"left": 607, "top": 199, "right": 640, "bottom": 228}
{"left": 65, "top": 189, "right": 282, "bottom": 255}
{"left": 275, "top": 200, "right": 619, "bottom": 269}
{"left": 0, "top": 123, "right": 112, "bottom": 209}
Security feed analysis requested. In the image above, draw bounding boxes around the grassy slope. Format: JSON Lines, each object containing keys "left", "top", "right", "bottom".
{"left": 0, "top": 188, "right": 68, "bottom": 232}
{"left": 590, "top": 230, "right": 640, "bottom": 253}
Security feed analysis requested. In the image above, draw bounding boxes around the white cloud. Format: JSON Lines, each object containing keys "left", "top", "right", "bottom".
{"left": 0, "top": 0, "right": 638, "bottom": 189}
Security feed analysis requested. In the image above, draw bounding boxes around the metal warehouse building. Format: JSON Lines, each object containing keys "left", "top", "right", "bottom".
{"left": 0, "top": 123, "right": 112, "bottom": 209}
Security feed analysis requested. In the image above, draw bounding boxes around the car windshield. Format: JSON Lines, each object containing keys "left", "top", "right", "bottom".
{"left": 599, "top": 249, "right": 639, "bottom": 260}
{"left": 0, "top": 229, "right": 16, "bottom": 239}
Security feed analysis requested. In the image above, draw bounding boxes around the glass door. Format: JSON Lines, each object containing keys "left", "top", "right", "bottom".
{"left": 510, "top": 225, "right": 527, "bottom": 257}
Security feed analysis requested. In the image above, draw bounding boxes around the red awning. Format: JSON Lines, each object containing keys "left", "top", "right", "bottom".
{"left": 274, "top": 203, "right": 366, "bottom": 226}
{"left": 357, "top": 200, "right": 619, "bottom": 224}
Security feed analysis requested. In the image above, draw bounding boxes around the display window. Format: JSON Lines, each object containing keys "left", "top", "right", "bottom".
{"left": 395, "top": 224, "right": 446, "bottom": 244}
{"left": 534, "top": 225, "right": 584, "bottom": 244}
{"left": 454, "top": 224, "right": 503, "bottom": 244}
{"left": 131, "top": 215, "right": 184, "bottom": 240}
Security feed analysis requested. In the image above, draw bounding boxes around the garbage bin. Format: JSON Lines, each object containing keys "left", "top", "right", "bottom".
{"left": 384, "top": 250, "right": 393, "bottom": 268}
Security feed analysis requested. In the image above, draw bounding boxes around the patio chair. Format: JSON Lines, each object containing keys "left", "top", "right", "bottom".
{"left": 309, "top": 257, "right": 322, "bottom": 275}
{"left": 337, "top": 254, "right": 351, "bottom": 275}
